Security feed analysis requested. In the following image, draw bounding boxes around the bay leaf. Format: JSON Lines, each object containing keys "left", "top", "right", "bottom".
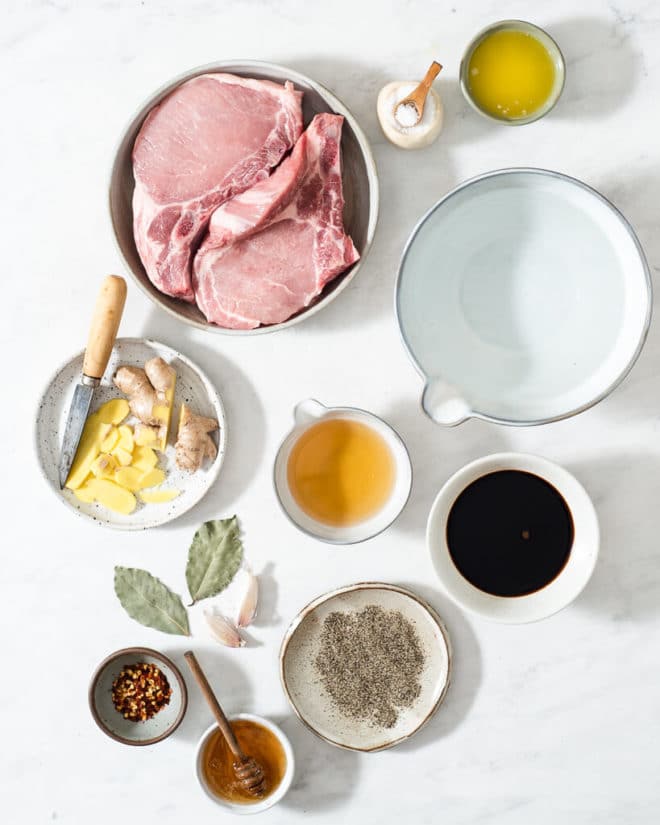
{"left": 114, "top": 566, "right": 190, "bottom": 636}
{"left": 186, "top": 516, "right": 243, "bottom": 604}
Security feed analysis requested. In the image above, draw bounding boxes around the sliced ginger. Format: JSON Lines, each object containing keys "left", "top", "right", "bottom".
{"left": 73, "top": 485, "right": 96, "bottom": 503}
{"left": 117, "top": 425, "right": 134, "bottom": 452}
{"left": 114, "top": 357, "right": 176, "bottom": 452}
{"left": 112, "top": 445, "right": 133, "bottom": 466}
{"left": 139, "top": 468, "right": 166, "bottom": 489}
{"left": 132, "top": 445, "right": 158, "bottom": 471}
{"left": 79, "top": 478, "right": 136, "bottom": 514}
{"left": 65, "top": 417, "right": 112, "bottom": 490}
{"left": 90, "top": 453, "right": 118, "bottom": 479}
{"left": 114, "top": 466, "right": 147, "bottom": 492}
{"left": 175, "top": 403, "right": 218, "bottom": 472}
{"left": 100, "top": 427, "right": 120, "bottom": 453}
{"left": 66, "top": 362, "right": 194, "bottom": 514}
{"left": 96, "top": 398, "right": 130, "bottom": 426}
{"left": 134, "top": 423, "right": 158, "bottom": 447}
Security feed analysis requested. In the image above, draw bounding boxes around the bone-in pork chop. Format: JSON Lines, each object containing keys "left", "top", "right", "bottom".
{"left": 132, "top": 73, "right": 303, "bottom": 301}
{"left": 193, "top": 113, "right": 359, "bottom": 329}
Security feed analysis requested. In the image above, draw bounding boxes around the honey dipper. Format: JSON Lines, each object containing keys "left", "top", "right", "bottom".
{"left": 184, "top": 651, "right": 266, "bottom": 797}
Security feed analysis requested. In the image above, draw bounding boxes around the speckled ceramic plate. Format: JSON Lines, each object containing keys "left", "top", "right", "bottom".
{"left": 280, "top": 582, "right": 452, "bottom": 752}
{"left": 35, "top": 337, "right": 226, "bottom": 529}
{"left": 89, "top": 647, "right": 187, "bottom": 745}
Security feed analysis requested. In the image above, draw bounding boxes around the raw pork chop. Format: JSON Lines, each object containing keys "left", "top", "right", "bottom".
{"left": 193, "top": 113, "right": 360, "bottom": 329}
{"left": 132, "top": 74, "right": 303, "bottom": 301}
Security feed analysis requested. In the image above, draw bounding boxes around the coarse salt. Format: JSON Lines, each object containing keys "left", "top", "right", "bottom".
{"left": 395, "top": 101, "right": 420, "bottom": 128}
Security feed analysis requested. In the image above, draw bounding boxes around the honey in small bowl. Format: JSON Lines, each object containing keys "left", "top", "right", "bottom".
{"left": 201, "top": 718, "right": 288, "bottom": 805}
{"left": 286, "top": 417, "right": 395, "bottom": 527}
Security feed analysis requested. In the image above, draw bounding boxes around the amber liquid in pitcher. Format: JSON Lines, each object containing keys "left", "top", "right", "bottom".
{"left": 287, "top": 418, "right": 395, "bottom": 526}
{"left": 202, "top": 719, "right": 287, "bottom": 804}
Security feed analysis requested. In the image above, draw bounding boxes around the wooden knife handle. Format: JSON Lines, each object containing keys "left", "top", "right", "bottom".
{"left": 82, "top": 275, "right": 127, "bottom": 380}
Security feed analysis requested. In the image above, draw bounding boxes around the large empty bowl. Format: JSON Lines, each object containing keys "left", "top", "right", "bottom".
{"left": 396, "top": 168, "right": 651, "bottom": 425}
{"left": 110, "top": 60, "right": 379, "bottom": 335}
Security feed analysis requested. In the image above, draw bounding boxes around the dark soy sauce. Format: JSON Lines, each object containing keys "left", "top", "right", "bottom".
{"left": 446, "top": 470, "right": 574, "bottom": 597}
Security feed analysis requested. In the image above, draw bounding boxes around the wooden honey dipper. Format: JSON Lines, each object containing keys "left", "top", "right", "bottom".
{"left": 184, "top": 651, "right": 266, "bottom": 797}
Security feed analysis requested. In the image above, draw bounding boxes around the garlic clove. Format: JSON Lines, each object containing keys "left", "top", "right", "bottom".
{"left": 204, "top": 611, "right": 245, "bottom": 648}
{"left": 236, "top": 569, "right": 259, "bottom": 628}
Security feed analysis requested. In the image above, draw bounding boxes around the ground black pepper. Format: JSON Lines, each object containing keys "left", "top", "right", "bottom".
{"left": 315, "top": 604, "right": 426, "bottom": 728}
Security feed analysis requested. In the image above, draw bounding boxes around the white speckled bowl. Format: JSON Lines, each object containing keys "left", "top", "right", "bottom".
{"left": 89, "top": 647, "right": 188, "bottom": 746}
{"left": 109, "top": 60, "right": 379, "bottom": 335}
{"left": 35, "top": 337, "right": 226, "bottom": 529}
{"left": 280, "top": 583, "right": 452, "bottom": 752}
{"left": 195, "top": 715, "right": 295, "bottom": 814}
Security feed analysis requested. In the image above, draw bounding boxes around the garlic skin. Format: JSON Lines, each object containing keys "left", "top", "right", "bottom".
{"left": 377, "top": 81, "right": 443, "bottom": 149}
{"left": 236, "top": 569, "right": 259, "bottom": 628}
{"left": 204, "top": 611, "right": 245, "bottom": 648}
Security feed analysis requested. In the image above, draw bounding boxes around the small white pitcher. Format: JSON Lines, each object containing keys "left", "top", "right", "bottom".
{"left": 273, "top": 399, "right": 412, "bottom": 544}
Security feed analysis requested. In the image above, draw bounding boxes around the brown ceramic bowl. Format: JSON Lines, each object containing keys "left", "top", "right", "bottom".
{"left": 109, "top": 60, "right": 379, "bottom": 335}
{"left": 89, "top": 647, "right": 188, "bottom": 746}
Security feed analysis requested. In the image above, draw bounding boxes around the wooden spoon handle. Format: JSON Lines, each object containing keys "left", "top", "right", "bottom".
{"left": 417, "top": 60, "right": 442, "bottom": 95}
{"left": 184, "top": 651, "right": 244, "bottom": 761}
{"left": 82, "top": 275, "right": 127, "bottom": 380}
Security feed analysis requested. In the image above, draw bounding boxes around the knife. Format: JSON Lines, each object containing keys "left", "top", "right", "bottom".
{"left": 58, "top": 275, "right": 128, "bottom": 488}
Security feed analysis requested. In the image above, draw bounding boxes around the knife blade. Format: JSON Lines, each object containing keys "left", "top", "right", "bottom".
{"left": 58, "top": 275, "right": 128, "bottom": 489}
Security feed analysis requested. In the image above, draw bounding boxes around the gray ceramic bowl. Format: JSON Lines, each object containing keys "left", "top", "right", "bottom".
{"left": 109, "top": 60, "right": 379, "bottom": 335}
{"left": 89, "top": 647, "right": 188, "bottom": 745}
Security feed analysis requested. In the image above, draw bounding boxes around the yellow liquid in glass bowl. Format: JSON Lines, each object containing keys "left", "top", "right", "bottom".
{"left": 287, "top": 418, "right": 395, "bottom": 527}
{"left": 467, "top": 29, "right": 556, "bottom": 121}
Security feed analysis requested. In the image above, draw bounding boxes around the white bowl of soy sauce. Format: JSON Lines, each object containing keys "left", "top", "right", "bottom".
{"left": 427, "top": 453, "right": 599, "bottom": 623}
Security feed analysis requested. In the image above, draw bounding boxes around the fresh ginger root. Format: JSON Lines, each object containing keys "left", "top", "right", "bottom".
{"left": 113, "top": 366, "right": 154, "bottom": 421}
{"left": 113, "top": 357, "right": 176, "bottom": 450}
{"left": 175, "top": 403, "right": 218, "bottom": 472}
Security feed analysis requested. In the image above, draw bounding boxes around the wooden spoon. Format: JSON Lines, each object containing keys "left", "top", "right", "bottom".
{"left": 394, "top": 61, "right": 443, "bottom": 126}
{"left": 184, "top": 651, "right": 266, "bottom": 797}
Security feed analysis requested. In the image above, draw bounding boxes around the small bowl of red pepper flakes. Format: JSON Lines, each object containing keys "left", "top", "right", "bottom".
{"left": 89, "top": 647, "right": 188, "bottom": 745}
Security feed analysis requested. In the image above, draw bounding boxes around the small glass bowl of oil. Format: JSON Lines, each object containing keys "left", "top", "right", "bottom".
{"left": 460, "top": 20, "right": 565, "bottom": 125}
{"left": 274, "top": 399, "right": 412, "bottom": 544}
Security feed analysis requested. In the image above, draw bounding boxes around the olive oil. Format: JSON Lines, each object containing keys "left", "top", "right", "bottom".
{"left": 202, "top": 720, "right": 287, "bottom": 804}
{"left": 467, "top": 29, "right": 556, "bottom": 120}
{"left": 287, "top": 418, "right": 395, "bottom": 526}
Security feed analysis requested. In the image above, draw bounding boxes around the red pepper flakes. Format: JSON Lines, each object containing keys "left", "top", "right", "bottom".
{"left": 111, "top": 662, "right": 172, "bottom": 722}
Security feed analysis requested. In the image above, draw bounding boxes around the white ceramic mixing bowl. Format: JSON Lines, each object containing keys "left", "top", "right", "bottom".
{"left": 396, "top": 168, "right": 651, "bottom": 426}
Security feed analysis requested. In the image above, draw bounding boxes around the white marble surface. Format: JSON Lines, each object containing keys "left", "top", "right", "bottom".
{"left": 3, "top": 0, "right": 660, "bottom": 822}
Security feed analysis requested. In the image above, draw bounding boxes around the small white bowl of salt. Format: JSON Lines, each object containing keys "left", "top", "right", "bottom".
{"left": 377, "top": 61, "right": 444, "bottom": 149}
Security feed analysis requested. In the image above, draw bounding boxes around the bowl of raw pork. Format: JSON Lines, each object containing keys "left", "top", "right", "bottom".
{"left": 109, "top": 61, "right": 379, "bottom": 334}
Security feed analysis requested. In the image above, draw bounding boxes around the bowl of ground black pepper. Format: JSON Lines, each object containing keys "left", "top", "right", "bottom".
{"left": 280, "top": 583, "right": 452, "bottom": 751}
{"left": 89, "top": 647, "right": 188, "bottom": 745}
